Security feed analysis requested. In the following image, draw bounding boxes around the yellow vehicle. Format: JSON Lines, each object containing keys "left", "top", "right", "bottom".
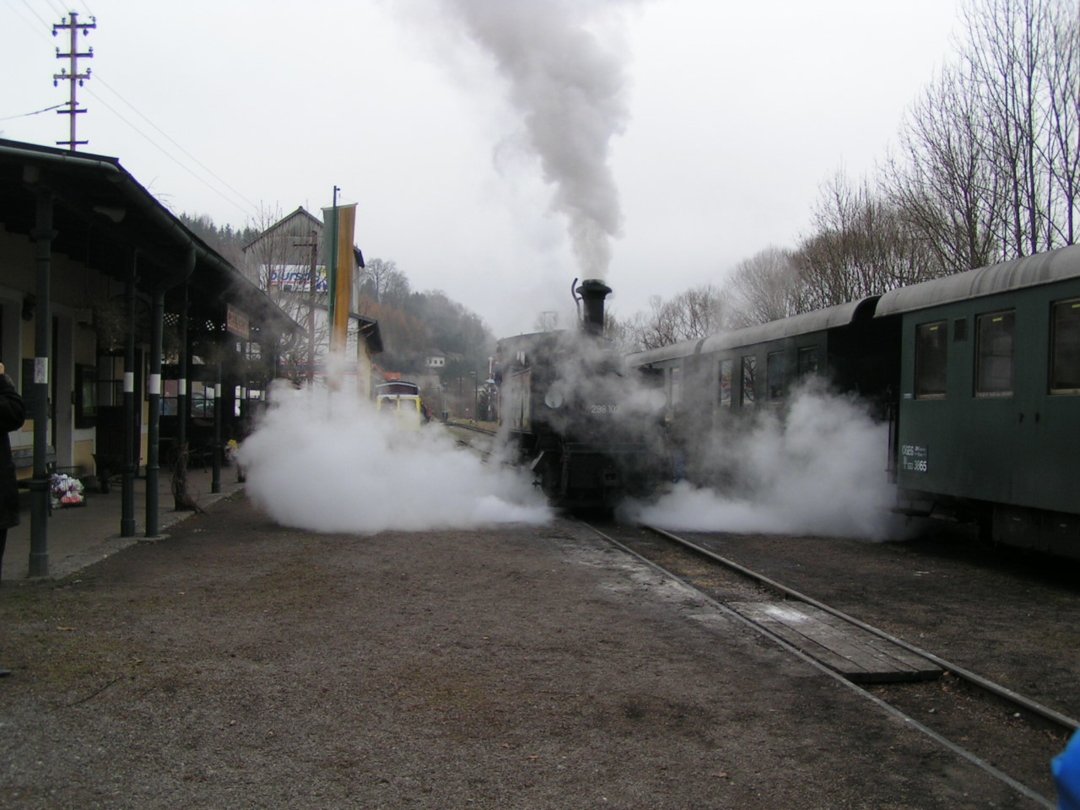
{"left": 375, "top": 381, "right": 424, "bottom": 430}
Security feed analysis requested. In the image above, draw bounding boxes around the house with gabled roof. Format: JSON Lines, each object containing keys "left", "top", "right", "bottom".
{"left": 241, "top": 206, "right": 382, "bottom": 394}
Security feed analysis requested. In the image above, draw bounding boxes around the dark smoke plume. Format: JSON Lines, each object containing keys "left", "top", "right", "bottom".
{"left": 441, "top": 0, "right": 634, "bottom": 279}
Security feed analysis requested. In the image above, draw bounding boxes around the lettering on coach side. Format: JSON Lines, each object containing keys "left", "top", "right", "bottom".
{"left": 900, "top": 444, "right": 929, "bottom": 473}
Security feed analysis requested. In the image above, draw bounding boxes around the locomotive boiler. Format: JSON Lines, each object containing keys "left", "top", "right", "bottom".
{"left": 495, "top": 280, "right": 663, "bottom": 510}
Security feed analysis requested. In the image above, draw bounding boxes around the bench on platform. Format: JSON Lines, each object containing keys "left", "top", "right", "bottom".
{"left": 12, "top": 446, "right": 55, "bottom": 472}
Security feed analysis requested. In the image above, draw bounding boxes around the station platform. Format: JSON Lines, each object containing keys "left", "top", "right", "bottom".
{"left": 2, "top": 465, "right": 244, "bottom": 583}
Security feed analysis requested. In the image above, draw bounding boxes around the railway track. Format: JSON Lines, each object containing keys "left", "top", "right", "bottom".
{"left": 586, "top": 521, "right": 1078, "bottom": 808}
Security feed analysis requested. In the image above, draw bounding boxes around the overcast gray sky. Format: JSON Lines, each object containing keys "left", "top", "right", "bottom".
{"left": 3, "top": 0, "right": 962, "bottom": 336}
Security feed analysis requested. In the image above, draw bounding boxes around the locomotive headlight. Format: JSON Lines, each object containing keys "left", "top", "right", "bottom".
{"left": 544, "top": 388, "right": 565, "bottom": 409}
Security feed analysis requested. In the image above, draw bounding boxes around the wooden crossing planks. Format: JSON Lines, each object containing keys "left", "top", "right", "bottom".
{"left": 729, "top": 601, "right": 943, "bottom": 684}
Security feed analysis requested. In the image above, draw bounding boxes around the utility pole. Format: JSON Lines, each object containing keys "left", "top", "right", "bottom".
{"left": 52, "top": 11, "right": 96, "bottom": 151}
{"left": 293, "top": 232, "right": 320, "bottom": 384}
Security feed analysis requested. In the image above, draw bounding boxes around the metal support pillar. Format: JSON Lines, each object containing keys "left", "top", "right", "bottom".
{"left": 120, "top": 255, "right": 137, "bottom": 537}
{"left": 211, "top": 363, "right": 222, "bottom": 494}
{"left": 145, "top": 288, "right": 163, "bottom": 537}
{"left": 28, "top": 188, "right": 54, "bottom": 577}
{"left": 177, "top": 284, "right": 189, "bottom": 451}
{"left": 174, "top": 283, "right": 189, "bottom": 509}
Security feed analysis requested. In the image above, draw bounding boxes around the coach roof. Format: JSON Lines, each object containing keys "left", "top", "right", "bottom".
{"left": 626, "top": 297, "right": 878, "bottom": 367}
{"left": 875, "top": 244, "right": 1080, "bottom": 317}
{"left": 697, "top": 297, "right": 876, "bottom": 355}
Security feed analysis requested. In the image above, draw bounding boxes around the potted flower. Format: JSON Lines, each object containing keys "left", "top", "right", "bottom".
{"left": 49, "top": 473, "right": 85, "bottom": 508}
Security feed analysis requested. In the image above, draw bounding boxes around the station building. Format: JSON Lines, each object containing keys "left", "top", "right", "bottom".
{"left": 0, "top": 138, "right": 379, "bottom": 574}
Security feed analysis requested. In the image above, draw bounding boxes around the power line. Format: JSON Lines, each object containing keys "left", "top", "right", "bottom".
{"left": 91, "top": 73, "right": 262, "bottom": 215}
{"left": 13, "top": 0, "right": 53, "bottom": 30}
{"left": 33, "top": 0, "right": 99, "bottom": 34}
{"left": 6, "top": 1, "right": 263, "bottom": 224}
{"left": 39, "top": 0, "right": 72, "bottom": 22}
{"left": 0, "top": 102, "right": 66, "bottom": 122}
{"left": 1, "top": 0, "right": 58, "bottom": 126}
{"left": 84, "top": 84, "right": 258, "bottom": 220}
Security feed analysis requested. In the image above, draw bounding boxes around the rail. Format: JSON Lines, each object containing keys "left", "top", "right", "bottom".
{"left": 585, "top": 520, "right": 1076, "bottom": 808}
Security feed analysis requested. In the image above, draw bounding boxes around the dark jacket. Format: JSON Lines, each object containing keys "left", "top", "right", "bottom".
{"left": 0, "top": 373, "right": 26, "bottom": 530}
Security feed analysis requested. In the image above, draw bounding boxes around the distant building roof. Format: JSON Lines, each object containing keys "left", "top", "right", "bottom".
{"left": 241, "top": 206, "right": 323, "bottom": 252}
{"left": 242, "top": 205, "right": 364, "bottom": 268}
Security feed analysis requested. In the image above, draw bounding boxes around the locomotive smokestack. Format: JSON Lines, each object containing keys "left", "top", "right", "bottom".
{"left": 576, "top": 279, "right": 612, "bottom": 337}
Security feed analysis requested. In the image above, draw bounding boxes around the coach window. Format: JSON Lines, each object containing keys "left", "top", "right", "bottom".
{"left": 718, "top": 359, "right": 733, "bottom": 408}
{"left": 670, "top": 366, "right": 683, "bottom": 411}
{"left": 1050, "top": 298, "right": 1080, "bottom": 394}
{"left": 975, "top": 310, "right": 1015, "bottom": 397}
{"left": 741, "top": 355, "right": 757, "bottom": 407}
{"left": 766, "top": 351, "right": 786, "bottom": 400}
{"left": 797, "top": 346, "right": 820, "bottom": 377}
{"left": 914, "top": 320, "right": 947, "bottom": 399}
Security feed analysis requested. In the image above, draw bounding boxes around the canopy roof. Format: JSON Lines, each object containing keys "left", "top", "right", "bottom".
{"left": 0, "top": 138, "right": 299, "bottom": 338}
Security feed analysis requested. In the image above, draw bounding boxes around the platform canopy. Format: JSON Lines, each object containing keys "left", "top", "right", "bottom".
{"left": 0, "top": 137, "right": 298, "bottom": 341}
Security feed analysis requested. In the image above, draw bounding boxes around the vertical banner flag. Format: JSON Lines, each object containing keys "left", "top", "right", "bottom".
{"left": 321, "top": 202, "right": 357, "bottom": 355}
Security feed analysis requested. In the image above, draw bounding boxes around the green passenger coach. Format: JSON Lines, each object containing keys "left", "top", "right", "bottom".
{"left": 877, "top": 245, "right": 1080, "bottom": 555}
{"left": 625, "top": 244, "right": 1080, "bottom": 559}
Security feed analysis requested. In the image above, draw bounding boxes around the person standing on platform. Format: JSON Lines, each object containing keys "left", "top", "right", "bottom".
{"left": 0, "top": 361, "right": 26, "bottom": 587}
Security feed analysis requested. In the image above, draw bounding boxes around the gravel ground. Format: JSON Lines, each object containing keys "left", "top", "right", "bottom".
{"left": 0, "top": 495, "right": 1028, "bottom": 808}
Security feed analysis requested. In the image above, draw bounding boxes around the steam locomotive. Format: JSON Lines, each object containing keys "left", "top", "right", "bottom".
{"left": 495, "top": 280, "right": 664, "bottom": 510}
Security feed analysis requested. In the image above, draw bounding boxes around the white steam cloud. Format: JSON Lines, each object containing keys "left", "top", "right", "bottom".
{"left": 441, "top": 0, "right": 633, "bottom": 278}
{"left": 239, "top": 383, "right": 551, "bottom": 534}
{"left": 621, "top": 383, "right": 904, "bottom": 540}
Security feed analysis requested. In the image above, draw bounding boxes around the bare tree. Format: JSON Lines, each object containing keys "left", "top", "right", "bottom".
{"left": 723, "top": 247, "right": 802, "bottom": 327}
{"left": 362, "top": 258, "right": 410, "bottom": 305}
{"left": 961, "top": 0, "right": 1053, "bottom": 256}
{"left": 676, "top": 285, "right": 726, "bottom": 338}
{"left": 622, "top": 297, "right": 676, "bottom": 351}
{"left": 1044, "top": 2, "right": 1080, "bottom": 245}
{"left": 621, "top": 285, "right": 724, "bottom": 351}
{"left": 887, "top": 0, "right": 1077, "bottom": 266}
{"left": 794, "top": 173, "right": 943, "bottom": 309}
{"left": 888, "top": 64, "right": 1004, "bottom": 274}
{"left": 616, "top": 0, "right": 1078, "bottom": 335}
